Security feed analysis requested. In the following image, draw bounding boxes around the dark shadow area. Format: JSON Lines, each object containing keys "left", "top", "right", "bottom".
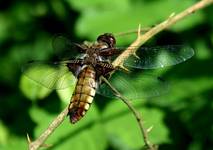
{"left": 95, "top": 94, "right": 114, "bottom": 112}
{"left": 37, "top": 91, "right": 62, "bottom": 114}
{"left": 0, "top": 81, "right": 36, "bottom": 137}
{"left": 145, "top": 88, "right": 213, "bottom": 150}
{"left": 165, "top": 57, "right": 213, "bottom": 79}
{"left": 159, "top": 108, "right": 193, "bottom": 150}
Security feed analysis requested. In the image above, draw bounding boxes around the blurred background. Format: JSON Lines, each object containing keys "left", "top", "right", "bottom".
{"left": 0, "top": 0, "right": 213, "bottom": 150}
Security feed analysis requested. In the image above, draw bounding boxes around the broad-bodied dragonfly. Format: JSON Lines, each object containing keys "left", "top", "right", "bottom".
{"left": 22, "top": 33, "right": 194, "bottom": 123}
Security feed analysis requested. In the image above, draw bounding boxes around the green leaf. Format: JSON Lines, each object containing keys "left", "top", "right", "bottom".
{"left": 0, "top": 127, "right": 27, "bottom": 150}
{"left": 67, "top": 0, "right": 130, "bottom": 11}
{"left": 56, "top": 85, "right": 75, "bottom": 104}
{"left": 171, "top": 11, "right": 204, "bottom": 31}
{"left": 19, "top": 74, "right": 52, "bottom": 101}
{"left": 0, "top": 122, "right": 27, "bottom": 150}
{"left": 0, "top": 121, "right": 8, "bottom": 145}
{"left": 2, "top": 136, "right": 27, "bottom": 150}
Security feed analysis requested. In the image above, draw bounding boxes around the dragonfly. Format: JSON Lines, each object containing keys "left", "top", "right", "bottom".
{"left": 22, "top": 33, "right": 194, "bottom": 124}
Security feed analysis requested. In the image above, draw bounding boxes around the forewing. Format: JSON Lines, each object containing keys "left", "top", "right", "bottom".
{"left": 97, "top": 71, "right": 169, "bottom": 100}
{"left": 22, "top": 61, "right": 76, "bottom": 90}
{"left": 124, "top": 45, "right": 194, "bottom": 69}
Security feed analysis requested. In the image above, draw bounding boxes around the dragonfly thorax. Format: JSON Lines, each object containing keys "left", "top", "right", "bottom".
{"left": 80, "top": 39, "right": 113, "bottom": 66}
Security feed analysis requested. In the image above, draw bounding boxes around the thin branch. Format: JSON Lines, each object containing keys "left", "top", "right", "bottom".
{"left": 100, "top": 76, "right": 156, "bottom": 150}
{"left": 27, "top": 0, "right": 213, "bottom": 149}
{"left": 28, "top": 107, "right": 68, "bottom": 150}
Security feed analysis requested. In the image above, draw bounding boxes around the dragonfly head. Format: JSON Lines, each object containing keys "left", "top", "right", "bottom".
{"left": 97, "top": 33, "right": 116, "bottom": 48}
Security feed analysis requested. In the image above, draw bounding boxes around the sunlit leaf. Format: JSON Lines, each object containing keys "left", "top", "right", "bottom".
{"left": 0, "top": 122, "right": 8, "bottom": 145}
{"left": 0, "top": 135, "right": 27, "bottom": 150}
{"left": 56, "top": 86, "right": 75, "bottom": 104}
{"left": 0, "top": 122, "right": 26, "bottom": 150}
{"left": 20, "top": 74, "right": 52, "bottom": 101}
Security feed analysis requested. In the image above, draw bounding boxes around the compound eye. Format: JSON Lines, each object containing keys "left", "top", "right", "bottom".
{"left": 97, "top": 33, "right": 116, "bottom": 47}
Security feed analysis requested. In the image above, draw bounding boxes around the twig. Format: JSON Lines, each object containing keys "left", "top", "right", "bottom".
{"left": 100, "top": 76, "right": 155, "bottom": 150}
{"left": 27, "top": 0, "right": 213, "bottom": 149}
{"left": 28, "top": 107, "right": 68, "bottom": 150}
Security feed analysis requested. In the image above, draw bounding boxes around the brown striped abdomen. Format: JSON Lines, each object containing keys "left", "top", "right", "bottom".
{"left": 68, "top": 66, "right": 97, "bottom": 124}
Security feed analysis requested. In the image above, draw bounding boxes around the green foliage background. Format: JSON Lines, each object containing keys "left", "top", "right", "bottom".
{"left": 0, "top": 0, "right": 213, "bottom": 150}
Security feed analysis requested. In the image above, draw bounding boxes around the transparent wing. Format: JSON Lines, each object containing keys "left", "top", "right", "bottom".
{"left": 124, "top": 45, "right": 194, "bottom": 69}
{"left": 52, "top": 35, "right": 82, "bottom": 60}
{"left": 96, "top": 71, "right": 169, "bottom": 100}
{"left": 22, "top": 61, "right": 76, "bottom": 89}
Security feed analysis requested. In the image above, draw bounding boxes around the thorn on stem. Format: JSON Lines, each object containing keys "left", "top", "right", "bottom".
{"left": 26, "top": 133, "right": 32, "bottom": 144}
{"left": 146, "top": 125, "right": 154, "bottom": 133}
{"left": 119, "top": 65, "right": 130, "bottom": 73}
{"left": 169, "top": 12, "right": 176, "bottom": 19}
{"left": 137, "top": 24, "right": 141, "bottom": 37}
{"left": 41, "top": 143, "right": 52, "bottom": 148}
{"left": 133, "top": 52, "right": 140, "bottom": 59}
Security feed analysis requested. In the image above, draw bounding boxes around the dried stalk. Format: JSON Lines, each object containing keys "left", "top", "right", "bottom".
{"left": 27, "top": 0, "right": 213, "bottom": 149}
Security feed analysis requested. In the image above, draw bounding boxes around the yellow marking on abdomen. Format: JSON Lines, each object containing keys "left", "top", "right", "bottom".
{"left": 68, "top": 66, "right": 97, "bottom": 124}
